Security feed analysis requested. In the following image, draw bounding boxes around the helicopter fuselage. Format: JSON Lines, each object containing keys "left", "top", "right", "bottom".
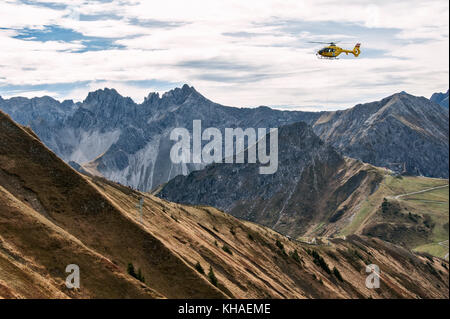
{"left": 317, "top": 43, "right": 361, "bottom": 59}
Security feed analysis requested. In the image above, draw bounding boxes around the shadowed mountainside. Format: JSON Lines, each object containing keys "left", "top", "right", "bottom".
{"left": 158, "top": 122, "right": 383, "bottom": 238}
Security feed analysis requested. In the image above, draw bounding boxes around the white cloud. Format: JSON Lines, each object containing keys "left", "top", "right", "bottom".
{"left": 0, "top": 0, "right": 448, "bottom": 108}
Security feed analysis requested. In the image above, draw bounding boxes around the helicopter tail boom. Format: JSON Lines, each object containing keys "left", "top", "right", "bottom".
{"left": 340, "top": 43, "right": 361, "bottom": 57}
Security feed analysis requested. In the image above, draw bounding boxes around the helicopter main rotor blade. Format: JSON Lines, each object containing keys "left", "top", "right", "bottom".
{"left": 307, "top": 41, "right": 346, "bottom": 46}
{"left": 307, "top": 41, "right": 332, "bottom": 44}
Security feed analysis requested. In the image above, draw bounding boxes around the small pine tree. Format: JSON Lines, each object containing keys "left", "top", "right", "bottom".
{"left": 127, "top": 262, "right": 136, "bottom": 278}
{"left": 208, "top": 266, "right": 218, "bottom": 287}
{"left": 195, "top": 261, "right": 205, "bottom": 275}
{"left": 276, "top": 239, "right": 284, "bottom": 250}
{"left": 222, "top": 244, "right": 233, "bottom": 255}
{"left": 127, "top": 263, "right": 145, "bottom": 283}
{"left": 137, "top": 268, "right": 145, "bottom": 283}
{"left": 275, "top": 239, "right": 287, "bottom": 256}
{"left": 311, "top": 251, "right": 331, "bottom": 274}
{"left": 291, "top": 249, "right": 301, "bottom": 263}
{"left": 333, "top": 266, "right": 343, "bottom": 281}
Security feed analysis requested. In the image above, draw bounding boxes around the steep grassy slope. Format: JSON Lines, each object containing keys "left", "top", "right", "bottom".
{"left": 334, "top": 174, "right": 449, "bottom": 259}
{"left": 86, "top": 175, "right": 450, "bottom": 299}
{"left": 0, "top": 110, "right": 224, "bottom": 299}
{"left": 0, "top": 110, "right": 448, "bottom": 298}
{"left": 0, "top": 185, "right": 161, "bottom": 299}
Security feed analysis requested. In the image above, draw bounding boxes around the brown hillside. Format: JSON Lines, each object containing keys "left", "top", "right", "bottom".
{"left": 0, "top": 110, "right": 448, "bottom": 299}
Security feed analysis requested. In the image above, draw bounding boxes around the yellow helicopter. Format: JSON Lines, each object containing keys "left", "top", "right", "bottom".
{"left": 310, "top": 41, "right": 361, "bottom": 59}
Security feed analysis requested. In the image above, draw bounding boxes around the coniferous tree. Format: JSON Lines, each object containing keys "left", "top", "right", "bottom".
{"left": 127, "top": 263, "right": 136, "bottom": 278}
{"left": 208, "top": 266, "right": 218, "bottom": 287}
{"left": 195, "top": 261, "right": 205, "bottom": 274}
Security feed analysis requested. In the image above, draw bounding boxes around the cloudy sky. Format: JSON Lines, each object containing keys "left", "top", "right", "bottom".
{"left": 0, "top": 0, "right": 448, "bottom": 110}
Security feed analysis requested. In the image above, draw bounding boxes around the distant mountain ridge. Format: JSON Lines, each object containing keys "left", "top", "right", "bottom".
{"left": 430, "top": 89, "right": 449, "bottom": 108}
{"left": 0, "top": 86, "right": 448, "bottom": 191}
{"left": 313, "top": 92, "right": 449, "bottom": 178}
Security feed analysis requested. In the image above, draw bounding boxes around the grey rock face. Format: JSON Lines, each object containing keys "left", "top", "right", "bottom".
{"left": 158, "top": 122, "right": 379, "bottom": 236}
{"left": 0, "top": 95, "right": 77, "bottom": 125}
{"left": 312, "top": 92, "right": 449, "bottom": 178}
{"left": 0, "top": 85, "right": 320, "bottom": 191}
{"left": 430, "top": 89, "right": 449, "bottom": 109}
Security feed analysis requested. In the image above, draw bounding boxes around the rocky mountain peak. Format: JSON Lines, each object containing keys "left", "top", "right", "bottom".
{"left": 83, "top": 88, "right": 125, "bottom": 105}
{"left": 160, "top": 84, "right": 203, "bottom": 105}
{"left": 383, "top": 90, "right": 447, "bottom": 117}
{"left": 430, "top": 89, "right": 449, "bottom": 108}
{"left": 275, "top": 121, "right": 326, "bottom": 155}
{"left": 144, "top": 92, "right": 160, "bottom": 104}
{"left": 61, "top": 99, "right": 76, "bottom": 109}
{"left": 31, "top": 95, "right": 59, "bottom": 103}
{"left": 81, "top": 88, "right": 136, "bottom": 118}
{"left": 313, "top": 91, "right": 449, "bottom": 177}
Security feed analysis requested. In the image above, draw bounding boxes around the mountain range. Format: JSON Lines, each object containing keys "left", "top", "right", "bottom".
{"left": 0, "top": 86, "right": 448, "bottom": 193}
{"left": 0, "top": 109, "right": 448, "bottom": 298}
{"left": 313, "top": 92, "right": 449, "bottom": 178}
{"left": 0, "top": 86, "right": 318, "bottom": 191}
{"left": 430, "top": 90, "right": 449, "bottom": 108}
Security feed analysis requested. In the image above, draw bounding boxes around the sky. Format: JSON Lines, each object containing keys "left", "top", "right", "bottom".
{"left": 0, "top": 0, "right": 448, "bottom": 111}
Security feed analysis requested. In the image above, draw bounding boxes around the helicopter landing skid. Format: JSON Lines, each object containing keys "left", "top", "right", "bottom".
{"left": 316, "top": 55, "right": 339, "bottom": 60}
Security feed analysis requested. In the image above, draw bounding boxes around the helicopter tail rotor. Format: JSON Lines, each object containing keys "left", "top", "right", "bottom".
{"left": 352, "top": 43, "right": 361, "bottom": 57}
